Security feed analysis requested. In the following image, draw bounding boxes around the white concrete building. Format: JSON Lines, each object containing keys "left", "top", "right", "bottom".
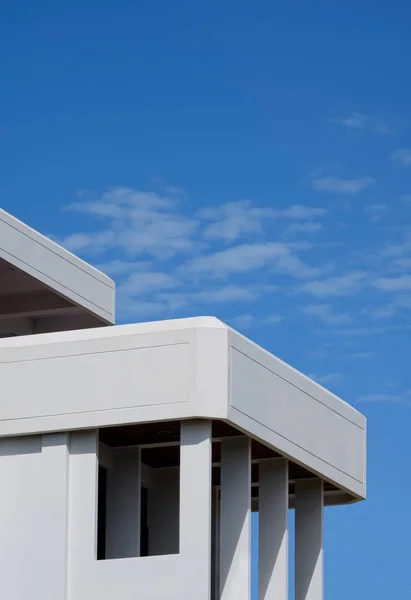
{"left": 0, "top": 208, "right": 366, "bottom": 600}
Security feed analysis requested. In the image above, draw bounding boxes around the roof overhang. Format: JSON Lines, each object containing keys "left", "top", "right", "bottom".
{"left": 0, "top": 209, "right": 115, "bottom": 335}
{"left": 0, "top": 316, "right": 366, "bottom": 503}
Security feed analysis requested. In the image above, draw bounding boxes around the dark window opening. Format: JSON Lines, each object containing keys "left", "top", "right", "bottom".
{"left": 97, "top": 465, "right": 107, "bottom": 560}
{"left": 140, "top": 486, "right": 149, "bottom": 557}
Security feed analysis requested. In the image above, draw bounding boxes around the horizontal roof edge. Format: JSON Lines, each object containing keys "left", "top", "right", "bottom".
{"left": 0, "top": 209, "right": 115, "bottom": 324}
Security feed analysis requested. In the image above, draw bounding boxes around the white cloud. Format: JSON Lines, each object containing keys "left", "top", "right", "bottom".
{"left": 61, "top": 187, "right": 199, "bottom": 258}
{"left": 394, "top": 257, "right": 411, "bottom": 270}
{"left": 310, "top": 373, "right": 342, "bottom": 385}
{"left": 94, "top": 260, "right": 151, "bottom": 276}
{"left": 331, "top": 112, "right": 368, "bottom": 128}
{"left": 274, "top": 205, "right": 327, "bottom": 219}
{"left": 374, "top": 275, "right": 411, "bottom": 292}
{"left": 336, "top": 324, "right": 403, "bottom": 336}
{"left": 329, "top": 112, "right": 391, "bottom": 133}
{"left": 119, "top": 272, "right": 179, "bottom": 296}
{"left": 311, "top": 175, "right": 375, "bottom": 195}
{"left": 263, "top": 314, "right": 284, "bottom": 325}
{"left": 184, "top": 242, "right": 323, "bottom": 280}
{"left": 357, "top": 394, "right": 404, "bottom": 404}
{"left": 284, "top": 222, "right": 322, "bottom": 237}
{"left": 391, "top": 148, "right": 411, "bottom": 166}
{"left": 192, "top": 285, "right": 259, "bottom": 303}
{"left": 301, "top": 272, "right": 365, "bottom": 297}
{"left": 349, "top": 352, "right": 374, "bottom": 359}
{"left": 198, "top": 200, "right": 326, "bottom": 242}
{"left": 199, "top": 200, "right": 275, "bottom": 241}
{"left": 363, "top": 204, "right": 387, "bottom": 222}
{"left": 303, "top": 303, "right": 351, "bottom": 324}
{"left": 229, "top": 314, "right": 254, "bottom": 331}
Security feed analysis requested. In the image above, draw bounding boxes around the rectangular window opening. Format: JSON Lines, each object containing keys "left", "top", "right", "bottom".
{"left": 97, "top": 423, "right": 181, "bottom": 560}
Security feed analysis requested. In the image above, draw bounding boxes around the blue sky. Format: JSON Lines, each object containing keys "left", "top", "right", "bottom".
{"left": 2, "top": 1, "right": 411, "bottom": 597}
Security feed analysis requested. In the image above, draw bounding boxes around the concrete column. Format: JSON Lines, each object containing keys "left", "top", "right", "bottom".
{"left": 148, "top": 466, "right": 180, "bottom": 556}
{"left": 295, "top": 479, "right": 324, "bottom": 600}
{"left": 258, "top": 458, "right": 288, "bottom": 600}
{"left": 0, "top": 434, "right": 70, "bottom": 600}
{"left": 40, "top": 433, "right": 71, "bottom": 600}
{"left": 180, "top": 420, "right": 213, "bottom": 599}
{"left": 68, "top": 430, "right": 99, "bottom": 587}
{"left": 105, "top": 448, "right": 141, "bottom": 559}
{"left": 220, "top": 436, "right": 251, "bottom": 600}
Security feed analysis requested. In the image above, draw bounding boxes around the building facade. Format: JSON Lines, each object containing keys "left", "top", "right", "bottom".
{"left": 0, "top": 208, "right": 366, "bottom": 600}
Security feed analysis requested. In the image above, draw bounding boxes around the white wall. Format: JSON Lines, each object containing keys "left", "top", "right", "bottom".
{"left": 68, "top": 421, "right": 212, "bottom": 600}
{"left": 228, "top": 329, "right": 366, "bottom": 498}
{"left": 0, "top": 434, "right": 70, "bottom": 600}
{"left": 0, "top": 316, "right": 366, "bottom": 498}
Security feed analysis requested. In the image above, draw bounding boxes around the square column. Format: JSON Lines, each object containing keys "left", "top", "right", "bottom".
{"left": 258, "top": 458, "right": 289, "bottom": 600}
{"left": 180, "top": 420, "right": 213, "bottom": 600}
{"left": 105, "top": 448, "right": 141, "bottom": 559}
{"left": 220, "top": 436, "right": 251, "bottom": 600}
{"left": 295, "top": 479, "right": 324, "bottom": 600}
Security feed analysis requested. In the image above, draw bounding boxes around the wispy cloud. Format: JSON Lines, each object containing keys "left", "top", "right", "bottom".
{"left": 328, "top": 112, "right": 392, "bottom": 134}
{"left": 118, "top": 272, "right": 180, "bottom": 296}
{"left": 94, "top": 260, "right": 151, "bottom": 276}
{"left": 348, "top": 352, "right": 374, "bottom": 359}
{"left": 199, "top": 200, "right": 275, "bottom": 241}
{"left": 198, "top": 200, "right": 327, "bottom": 242}
{"left": 62, "top": 187, "right": 199, "bottom": 258}
{"left": 391, "top": 148, "right": 411, "bottom": 166}
{"left": 310, "top": 373, "right": 343, "bottom": 386}
{"left": 357, "top": 394, "right": 405, "bottom": 404}
{"left": 228, "top": 314, "right": 254, "bottom": 331}
{"left": 184, "top": 242, "right": 323, "bottom": 280}
{"left": 303, "top": 303, "right": 352, "bottom": 324}
{"left": 283, "top": 222, "right": 323, "bottom": 238}
{"left": 301, "top": 272, "right": 365, "bottom": 297}
{"left": 374, "top": 275, "right": 411, "bottom": 292}
{"left": 311, "top": 175, "right": 376, "bottom": 195}
{"left": 263, "top": 313, "right": 284, "bottom": 325}
{"left": 363, "top": 204, "right": 387, "bottom": 222}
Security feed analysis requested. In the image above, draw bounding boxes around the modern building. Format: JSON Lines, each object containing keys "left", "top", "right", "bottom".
{"left": 0, "top": 208, "right": 366, "bottom": 600}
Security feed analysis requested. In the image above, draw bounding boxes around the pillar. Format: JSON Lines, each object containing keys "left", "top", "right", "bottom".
{"left": 220, "top": 436, "right": 251, "bottom": 600}
{"left": 258, "top": 458, "right": 288, "bottom": 600}
{"left": 105, "top": 448, "right": 141, "bottom": 559}
{"left": 295, "top": 479, "right": 324, "bottom": 600}
{"left": 0, "top": 434, "right": 70, "bottom": 600}
{"left": 180, "top": 420, "right": 213, "bottom": 599}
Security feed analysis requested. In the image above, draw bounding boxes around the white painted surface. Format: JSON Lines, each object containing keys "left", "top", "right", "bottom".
{"left": 0, "top": 208, "right": 115, "bottom": 324}
{"left": 105, "top": 448, "right": 141, "bottom": 559}
{"left": 0, "top": 327, "right": 193, "bottom": 434}
{"left": 259, "top": 458, "right": 288, "bottom": 600}
{"left": 0, "top": 316, "right": 366, "bottom": 498}
{"left": 179, "top": 420, "right": 213, "bottom": 599}
{"left": 0, "top": 434, "right": 69, "bottom": 600}
{"left": 220, "top": 436, "right": 251, "bottom": 600}
{"left": 66, "top": 422, "right": 214, "bottom": 600}
{"left": 228, "top": 329, "right": 366, "bottom": 499}
{"left": 295, "top": 480, "right": 324, "bottom": 600}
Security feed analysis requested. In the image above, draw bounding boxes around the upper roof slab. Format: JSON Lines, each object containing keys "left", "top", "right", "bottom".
{"left": 0, "top": 209, "right": 115, "bottom": 334}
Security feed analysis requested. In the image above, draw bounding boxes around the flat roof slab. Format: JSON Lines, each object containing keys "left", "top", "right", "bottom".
{"left": 0, "top": 316, "right": 366, "bottom": 500}
{"left": 0, "top": 209, "right": 115, "bottom": 330}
